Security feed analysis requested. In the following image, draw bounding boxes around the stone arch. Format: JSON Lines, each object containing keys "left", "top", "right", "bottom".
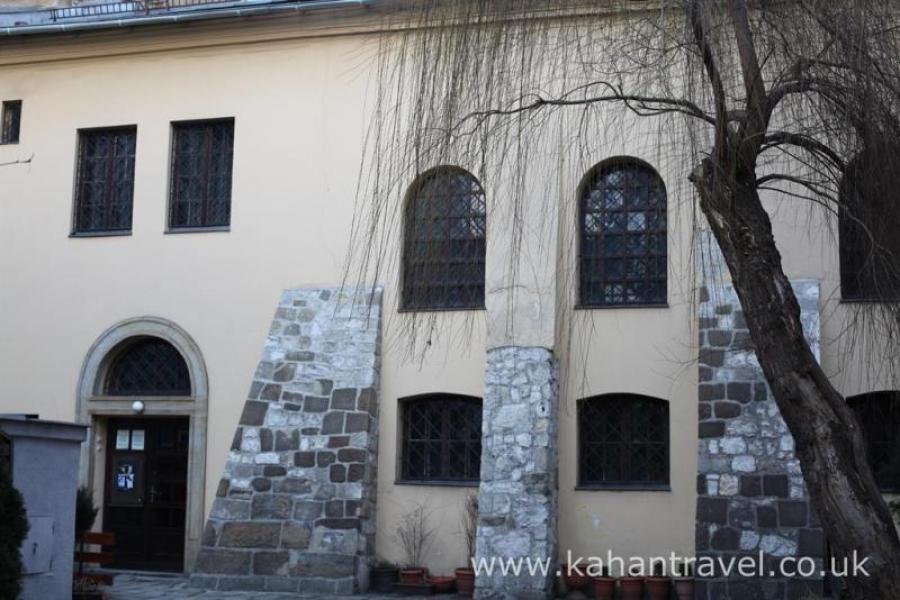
{"left": 76, "top": 316, "right": 209, "bottom": 571}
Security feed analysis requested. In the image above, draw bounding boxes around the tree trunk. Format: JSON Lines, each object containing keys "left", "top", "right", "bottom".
{"left": 691, "top": 157, "right": 900, "bottom": 599}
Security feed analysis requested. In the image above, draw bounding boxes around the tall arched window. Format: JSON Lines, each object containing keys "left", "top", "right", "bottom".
{"left": 579, "top": 159, "right": 667, "bottom": 307}
{"left": 839, "top": 150, "right": 900, "bottom": 300}
{"left": 847, "top": 391, "right": 900, "bottom": 492}
{"left": 105, "top": 336, "right": 191, "bottom": 396}
{"left": 578, "top": 394, "right": 669, "bottom": 488}
{"left": 399, "top": 394, "right": 482, "bottom": 483}
{"left": 402, "top": 167, "right": 486, "bottom": 310}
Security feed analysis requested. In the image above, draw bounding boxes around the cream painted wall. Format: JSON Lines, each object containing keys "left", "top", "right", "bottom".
{"left": 0, "top": 9, "right": 887, "bottom": 579}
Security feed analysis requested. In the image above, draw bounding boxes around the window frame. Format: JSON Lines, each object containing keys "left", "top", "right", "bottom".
{"left": 576, "top": 158, "right": 669, "bottom": 309}
{"left": 847, "top": 391, "right": 900, "bottom": 493}
{"left": 397, "top": 393, "right": 482, "bottom": 486}
{"left": 576, "top": 394, "right": 670, "bottom": 491}
{"left": 70, "top": 125, "right": 138, "bottom": 237}
{"left": 400, "top": 166, "right": 487, "bottom": 312}
{"left": 1, "top": 100, "right": 22, "bottom": 145}
{"left": 166, "top": 117, "right": 235, "bottom": 233}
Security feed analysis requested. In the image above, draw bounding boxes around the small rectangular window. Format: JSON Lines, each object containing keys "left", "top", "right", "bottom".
{"left": 1, "top": 100, "right": 22, "bottom": 144}
{"left": 73, "top": 127, "right": 137, "bottom": 235}
{"left": 168, "top": 118, "right": 234, "bottom": 230}
{"left": 400, "top": 395, "right": 482, "bottom": 484}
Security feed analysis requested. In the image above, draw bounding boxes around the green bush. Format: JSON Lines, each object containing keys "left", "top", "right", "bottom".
{"left": 75, "top": 486, "right": 98, "bottom": 539}
{"left": 0, "top": 465, "right": 28, "bottom": 600}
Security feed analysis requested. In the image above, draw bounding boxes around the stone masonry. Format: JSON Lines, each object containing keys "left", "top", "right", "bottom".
{"left": 191, "top": 286, "right": 382, "bottom": 594}
{"left": 475, "top": 346, "right": 559, "bottom": 600}
{"left": 696, "top": 280, "right": 824, "bottom": 600}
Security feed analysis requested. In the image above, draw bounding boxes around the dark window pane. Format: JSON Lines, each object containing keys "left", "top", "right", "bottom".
{"left": 579, "top": 161, "right": 667, "bottom": 306}
{"left": 73, "top": 127, "right": 136, "bottom": 234}
{"left": 1, "top": 100, "right": 22, "bottom": 144}
{"left": 169, "top": 119, "right": 234, "bottom": 229}
{"left": 848, "top": 392, "right": 900, "bottom": 491}
{"left": 402, "top": 168, "right": 486, "bottom": 309}
{"left": 401, "top": 395, "right": 482, "bottom": 483}
{"left": 840, "top": 147, "right": 900, "bottom": 300}
{"left": 579, "top": 394, "right": 669, "bottom": 487}
{"left": 106, "top": 337, "right": 191, "bottom": 396}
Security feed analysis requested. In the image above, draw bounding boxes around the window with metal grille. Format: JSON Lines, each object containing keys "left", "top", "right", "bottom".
{"left": 402, "top": 167, "right": 486, "bottom": 310}
{"left": 839, "top": 149, "right": 900, "bottom": 301}
{"left": 1, "top": 100, "right": 21, "bottom": 144}
{"left": 72, "top": 127, "right": 137, "bottom": 234}
{"left": 400, "top": 395, "right": 482, "bottom": 484}
{"left": 105, "top": 337, "right": 191, "bottom": 396}
{"left": 579, "top": 159, "right": 667, "bottom": 307}
{"left": 578, "top": 394, "right": 669, "bottom": 488}
{"left": 169, "top": 119, "right": 234, "bottom": 230}
{"left": 848, "top": 392, "right": 900, "bottom": 492}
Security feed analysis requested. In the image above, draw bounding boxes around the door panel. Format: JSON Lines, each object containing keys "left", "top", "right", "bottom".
{"left": 104, "top": 417, "right": 189, "bottom": 572}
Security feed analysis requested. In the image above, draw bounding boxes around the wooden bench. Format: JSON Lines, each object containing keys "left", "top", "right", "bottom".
{"left": 75, "top": 531, "right": 116, "bottom": 586}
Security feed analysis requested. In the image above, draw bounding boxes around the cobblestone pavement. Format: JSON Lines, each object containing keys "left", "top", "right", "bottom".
{"left": 103, "top": 573, "right": 457, "bottom": 600}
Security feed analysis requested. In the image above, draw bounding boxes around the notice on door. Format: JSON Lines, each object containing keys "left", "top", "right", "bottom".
{"left": 115, "top": 430, "right": 130, "bottom": 450}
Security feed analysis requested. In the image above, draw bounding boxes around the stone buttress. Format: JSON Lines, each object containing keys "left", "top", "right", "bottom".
{"left": 191, "top": 286, "right": 382, "bottom": 593}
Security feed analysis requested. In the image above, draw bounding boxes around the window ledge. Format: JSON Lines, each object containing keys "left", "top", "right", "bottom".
{"left": 398, "top": 306, "right": 486, "bottom": 314}
{"left": 575, "top": 484, "right": 671, "bottom": 492}
{"left": 575, "top": 303, "right": 669, "bottom": 310}
{"left": 839, "top": 298, "right": 900, "bottom": 304}
{"left": 395, "top": 479, "right": 479, "bottom": 488}
{"left": 70, "top": 230, "right": 132, "bottom": 238}
{"left": 165, "top": 226, "right": 231, "bottom": 234}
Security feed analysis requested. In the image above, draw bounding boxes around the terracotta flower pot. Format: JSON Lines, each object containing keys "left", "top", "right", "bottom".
{"left": 646, "top": 576, "right": 671, "bottom": 600}
{"left": 456, "top": 567, "right": 475, "bottom": 596}
{"left": 674, "top": 577, "right": 695, "bottom": 600}
{"left": 592, "top": 576, "right": 616, "bottom": 600}
{"left": 399, "top": 567, "right": 428, "bottom": 585}
{"left": 619, "top": 577, "right": 645, "bottom": 600}
{"left": 561, "top": 564, "right": 591, "bottom": 591}
{"left": 428, "top": 575, "right": 456, "bottom": 593}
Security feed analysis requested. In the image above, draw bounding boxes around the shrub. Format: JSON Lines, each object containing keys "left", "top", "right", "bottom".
{"left": 0, "top": 464, "right": 28, "bottom": 600}
{"left": 75, "top": 486, "right": 98, "bottom": 539}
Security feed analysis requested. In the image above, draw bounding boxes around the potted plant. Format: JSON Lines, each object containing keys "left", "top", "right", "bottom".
{"left": 673, "top": 562, "right": 695, "bottom": 600}
{"left": 426, "top": 575, "right": 456, "bottom": 593}
{"left": 645, "top": 563, "right": 671, "bottom": 600}
{"left": 394, "top": 502, "right": 435, "bottom": 585}
{"left": 73, "top": 486, "right": 102, "bottom": 600}
{"left": 560, "top": 562, "right": 591, "bottom": 592}
{"left": 370, "top": 558, "right": 400, "bottom": 593}
{"left": 592, "top": 566, "right": 616, "bottom": 600}
{"left": 619, "top": 565, "right": 645, "bottom": 600}
{"left": 455, "top": 493, "right": 479, "bottom": 596}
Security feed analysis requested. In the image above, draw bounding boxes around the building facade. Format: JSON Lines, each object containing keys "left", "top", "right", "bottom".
{"left": 0, "top": 1, "right": 897, "bottom": 598}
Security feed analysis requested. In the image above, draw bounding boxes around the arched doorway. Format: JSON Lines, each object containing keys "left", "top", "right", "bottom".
{"left": 77, "top": 317, "right": 208, "bottom": 572}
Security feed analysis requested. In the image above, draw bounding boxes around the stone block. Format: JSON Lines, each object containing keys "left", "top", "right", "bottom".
{"left": 304, "top": 396, "right": 329, "bottom": 412}
{"left": 331, "top": 389, "right": 357, "bottom": 410}
{"left": 281, "top": 522, "right": 312, "bottom": 549}
{"left": 195, "top": 548, "right": 251, "bottom": 574}
{"left": 219, "top": 522, "right": 281, "bottom": 548}
{"left": 240, "top": 401, "right": 268, "bottom": 426}
{"left": 251, "top": 494, "right": 292, "bottom": 520}
{"left": 253, "top": 551, "right": 290, "bottom": 576}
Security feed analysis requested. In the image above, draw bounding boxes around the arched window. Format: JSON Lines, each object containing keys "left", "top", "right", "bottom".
{"left": 579, "top": 159, "right": 667, "bottom": 307}
{"left": 839, "top": 150, "right": 900, "bottom": 300}
{"left": 402, "top": 167, "right": 486, "bottom": 310}
{"left": 105, "top": 336, "right": 191, "bottom": 396}
{"left": 578, "top": 394, "right": 669, "bottom": 488}
{"left": 399, "top": 394, "right": 482, "bottom": 483}
{"left": 847, "top": 391, "right": 900, "bottom": 492}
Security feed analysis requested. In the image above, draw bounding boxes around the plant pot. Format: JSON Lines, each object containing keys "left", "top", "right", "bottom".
{"left": 646, "top": 577, "right": 671, "bottom": 600}
{"left": 561, "top": 564, "right": 591, "bottom": 591}
{"left": 370, "top": 566, "right": 400, "bottom": 592}
{"left": 399, "top": 567, "right": 428, "bottom": 585}
{"left": 592, "top": 576, "right": 616, "bottom": 600}
{"left": 619, "top": 577, "right": 645, "bottom": 600}
{"left": 456, "top": 567, "right": 475, "bottom": 596}
{"left": 428, "top": 576, "right": 456, "bottom": 593}
{"left": 73, "top": 593, "right": 103, "bottom": 600}
{"left": 674, "top": 577, "right": 695, "bottom": 600}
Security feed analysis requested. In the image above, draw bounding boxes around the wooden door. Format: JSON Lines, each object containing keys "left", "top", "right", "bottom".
{"left": 104, "top": 417, "right": 189, "bottom": 572}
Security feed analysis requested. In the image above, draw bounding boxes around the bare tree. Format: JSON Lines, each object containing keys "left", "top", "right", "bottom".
{"left": 351, "top": 1, "right": 900, "bottom": 597}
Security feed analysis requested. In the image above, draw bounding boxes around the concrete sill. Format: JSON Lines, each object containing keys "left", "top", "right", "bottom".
{"left": 575, "top": 484, "right": 671, "bottom": 492}
{"left": 394, "top": 479, "right": 479, "bottom": 489}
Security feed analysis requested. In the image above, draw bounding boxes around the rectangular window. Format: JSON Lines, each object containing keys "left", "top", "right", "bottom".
{"left": 1, "top": 100, "right": 22, "bottom": 144}
{"left": 168, "top": 119, "right": 234, "bottom": 230}
{"left": 400, "top": 395, "right": 482, "bottom": 484}
{"left": 73, "top": 127, "right": 137, "bottom": 235}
